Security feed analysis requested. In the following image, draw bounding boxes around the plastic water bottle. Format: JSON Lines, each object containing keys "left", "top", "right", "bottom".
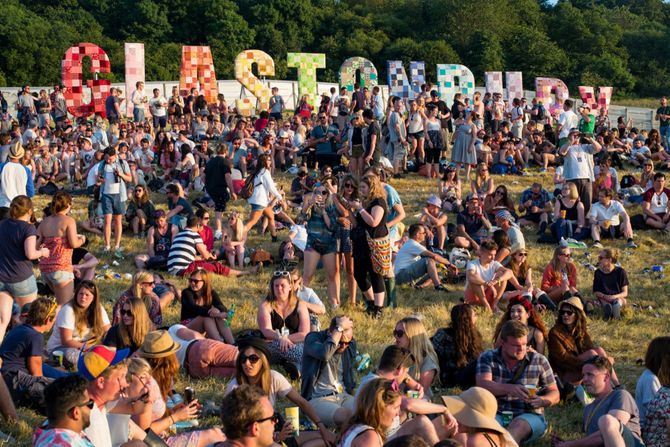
{"left": 224, "top": 304, "right": 236, "bottom": 327}
{"left": 356, "top": 353, "right": 371, "bottom": 372}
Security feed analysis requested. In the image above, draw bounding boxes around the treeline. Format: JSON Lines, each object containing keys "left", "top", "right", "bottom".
{"left": 2, "top": 0, "right": 670, "bottom": 98}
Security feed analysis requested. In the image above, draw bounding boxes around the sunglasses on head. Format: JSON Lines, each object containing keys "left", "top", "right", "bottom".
{"left": 240, "top": 354, "right": 261, "bottom": 365}
{"left": 273, "top": 271, "right": 290, "bottom": 277}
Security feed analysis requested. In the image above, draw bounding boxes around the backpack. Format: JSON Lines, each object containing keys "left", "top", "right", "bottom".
{"left": 238, "top": 174, "right": 256, "bottom": 199}
{"left": 620, "top": 174, "right": 636, "bottom": 189}
{"left": 536, "top": 105, "right": 546, "bottom": 121}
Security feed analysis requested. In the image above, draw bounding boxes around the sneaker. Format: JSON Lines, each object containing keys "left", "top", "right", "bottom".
{"left": 539, "top": 168, "right": 547, "bottom": 173}
{"left": 434, "top": 284, "right": 449, "bottom": 292}
{"left": 102, "top": 246, "right": 111, "bottom": 255}
{"left": 214, "top": 230, "right": 222, "bottom": 241}
{"left": 393, "top": 173, "right": 404, "bottom": 179}
{"left": 371, "top": 306, "right": 383, "bottom": 319}
{"left": 626, "top": 239, "right": 638, "bottom": 249}
{"left": 592, "top": 241, "right": 603, "bottom": 249}
{"left": 113, "top": 248, "right": 124, "bottom": 259}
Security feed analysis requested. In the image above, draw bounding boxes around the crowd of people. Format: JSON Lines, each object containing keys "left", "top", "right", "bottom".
{"left": 0, "top": 81, "right": 667, "bottom": 447}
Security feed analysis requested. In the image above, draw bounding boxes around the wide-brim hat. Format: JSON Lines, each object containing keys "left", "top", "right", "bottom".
{"left": 426, "top": 195, "right": 441, "bottom": 208}
{"left": 442, "top": 387, "right": 506, "bottom": 434}
{"left": 138, "top": 330, "right": 181, "bottom": 359}
{"left": 559, "top": 296, "right": 584, "bottom": 314}
{"left": 9, "top": 142, "right": 24, "bottom": 160}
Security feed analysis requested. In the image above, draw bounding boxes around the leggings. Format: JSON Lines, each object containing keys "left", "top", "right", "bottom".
{"left": 352, "top": 239, "right": 385, "bottom": 294}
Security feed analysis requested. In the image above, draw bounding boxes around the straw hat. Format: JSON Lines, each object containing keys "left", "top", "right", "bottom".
{"left": 559, "top": 296, "right": 584, "bottom": 314}
{"left": 8, "top": 142, "right": 24, "bottom": 160}
{"left": 138, "top": 330, "right": 181, "bottom": 358}
{"left": 441, "top": 387, "right": 506, "bottom": 434}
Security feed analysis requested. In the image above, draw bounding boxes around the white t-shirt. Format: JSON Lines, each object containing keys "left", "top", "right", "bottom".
{"left": 224, "top": 370, "right": 291, "bottom": 407}
{"left": 85, "top": 402, "right": 114, "bottom": 447}
{"left": 296, "top": 286, "right": 323, "bottom": 307}
{"left": 394, "top": 239, "right": 426, "bottom": 274}
{"left": 133, "top": 149, "right": 154, "bottom": 167}
{"left": 588, "top": 200, "right": 626, "bottom": 226}
{"left": 46, "top": 303, "right": 110, "bottom": 353}
{"left": 101, "top": 162, "right": 121, "bottom": 195}
{"left": 465, "top": 259, "right": 504, "bottom": 288}
{"left": 167, "top": 324, "right": 197, "bottom": 367}
{"left": 558, "top": 110, "right": 579, "bottom": 139}
{"left": 149, "top": 96, "right": 167, "bottom": 117}
{"left": 289, "top": 224, "right": 307, "bottom": 251}
{"left": 0, "top": 162, "right": 28, "bottom": 207}
{"left": 507, "top": 225, "right": 526, "bottom": 252}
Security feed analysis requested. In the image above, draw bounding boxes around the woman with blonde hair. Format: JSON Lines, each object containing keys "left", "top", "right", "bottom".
{"left": 222, "top": 211, "right": 246, "bottom": 269}
{"left": 393, "top": 316, "right": 439, "bottom": 397}
{"left": 46, "top": 280, "right": 110, "bottom": 365}
{"left": 338, "top": 378, "right": 402, "bottom": 447}
{"left": 38, "top": 191, "right": 86, "bottom": 305}
{"left": 112, "top": 270, "right": 163, "bottom": 327}
{"left": 133, "top": 335, "right": 224, "bottom": 447}
{"left": 551, "top": 182, "right": 587, "bottom": 241}
{"left": 180, "top": 268, "right": 234, "bottom": 344}
{"left": 350, "top": 174, "right": 389, "bottom": 318}
{"left": 103, "top": 297, "right": 153, "bottom": 353}
{"left": 224, "top": 337, "right": 335, "bottom": 446}
{"left": 347, "top": 112, "right": 365, "bottom": 177}
{"left": 540, "top": 246, "right": 580, "bottom": 308}
{"left": 471, "top": 162, "right": 495, "bottom": 200}
{"left": 257, "top": 271, "right": 310, "bottom": 379}
{"left": 333, "top": 174, "right": 359, "bottom": 306}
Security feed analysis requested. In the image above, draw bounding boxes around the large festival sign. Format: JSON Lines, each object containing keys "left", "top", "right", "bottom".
{"left": 287, "top": 52, "right": 326, "bottom": 108}
{"left": 180, "top": 46, "right": 218, "bottom": 103}
{"left": 124, "top": 43, "right": 145, "bottom": 116}
{"left": 61, "top": 43, "right": 111, "bottom": 117}
{"left": 339, "top": 57, "right": 378, "bottom": 93}
{"left": 60, "top": 43, "right": 613, "bottom": 117}
{"left": 233, "top": 49, "right": 275, "bottom": 116}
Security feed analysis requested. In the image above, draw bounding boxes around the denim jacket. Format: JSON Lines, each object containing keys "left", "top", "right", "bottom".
{"left": 300, "top": 330, "right": 357, "bottom": 401}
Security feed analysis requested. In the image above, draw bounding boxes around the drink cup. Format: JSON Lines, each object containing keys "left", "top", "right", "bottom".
{"left": 52, "top": 350, "right": 64, "bottom": 368}
{"left": 285, "top": 407, "right": 299, "bottom": 437}
{"left": 603, "top": 220, "right": 611, "bottom": 229}
{"left": 501, "top": 410, "right": 514, "bottom": 427}
{"left": 560, "top": 210, "right": 567, "bottom": 219}
{"left": 525, "top": 384, "right": 537, "bottom": 397}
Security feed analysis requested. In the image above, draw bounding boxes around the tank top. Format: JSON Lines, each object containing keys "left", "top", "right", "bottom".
{"left": 559, "top": 199, "right": 579, "bottom": 221}
{"left": 153, "top": 223, "right": 173, "bottom": 257}
{"left": 427, "top": 120, "right": 441, "bottom": 132}
{"left": 39, "top": 236, "right": 73, "bottom": 273}
{"left": 408, "top": 112, "right": 423, "bottom": 133}
{"left": 339, "top": 425, "right": 380, "bottom": 447}
{"left": 351, "top": 127, "right": 363, "bottom": 145}
{"left": 270, "top": 302, "right": 300, "bottom": 333}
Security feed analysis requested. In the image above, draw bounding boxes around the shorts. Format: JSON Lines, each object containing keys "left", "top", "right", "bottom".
{"left": 250, "top": 203, "right": 266, "bottom": 212}
{"left": 101, "top": 193, "right": 126, "bottom": 215}
{"left": 395, "top": 258, "right": 430, "bottom": 285}
{"left": 617, "top": 421, "right": 645, "bottom": 447}
{"left": 309, "top": 393, "right": 356, "bottom": 426}
{"left": 153, "top": 284, "right": 170, "bottom": 297}
{"left": 209, "top": 194, "right": 229, "bottom": 212}
{"left": 306, "top": 235, "right": 338, "bottom": 255}
{"left": 426, "top": 146, "right": 441, "bottom": 164}
{"left": 495, "top": 413, "right": 547, "bottom": 443}
{"left": 599, "top": 223, "right": 622, "bottom": 239}
{"left": 42, "top": 270, "right": 75, "bottom": 285}
{"left": 0, "top": 276, "right": 38, "bottom": 299}
{"left": 522, "top": 212, "right": 544, "bottom": 223}
{"left": 270, "top": 112, "right": 282, "bottom": 121}
{"left": 408, "top": 131, "right": 424, "bottom": 141}
{"left": 337, "top": 227, "right": 352, "bottom": 254}
{"left": 392, "top": 141, "right": 407, "bottom": 162}
{"left": 351, "top": 144, "right": 364, "bottom": 158}
{"left": 645, "top": 212, "right": 666, "bottom": 222}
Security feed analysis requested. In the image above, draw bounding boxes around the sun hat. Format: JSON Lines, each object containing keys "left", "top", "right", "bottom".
{"left": 8, "top": 142, "right": 24, "bottom": 160}
{"left": 442, "top": 387, "right": 506, "bottom": 434}
{"left": 77, "top": 345, "right": 130, "bottom": 381}
{"left": 559, "top": 296, "right": 584, "bottom": 314}
{"left": 426, "top": 195, "right": 441, "bottom": 208}
{"left": 138, "top": 330, "right": 181, "bottom": 359}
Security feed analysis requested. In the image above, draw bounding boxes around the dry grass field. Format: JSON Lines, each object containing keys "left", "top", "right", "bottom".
{"left": 2, "top": 166, "right": 670, "bottom": 446}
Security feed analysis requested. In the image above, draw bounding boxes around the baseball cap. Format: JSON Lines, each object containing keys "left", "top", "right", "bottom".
{"left": 78, "top": 345, "right": 130, "bottom": 381}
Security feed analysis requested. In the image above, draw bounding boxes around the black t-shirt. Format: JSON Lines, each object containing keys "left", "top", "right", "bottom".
{"left": 102, "top": 325, "right": 141, "bottom": 354}
{"left": 353, "top": 197, "right": 388, "bottom": 241}
{"left": 451, "top": 101, "right": 463, "bottom": 121}
{"left": 105, "top": 96, "right": 118, "bottom": 119}
{"left": 593, "top": 266, "right": 629, "bottom": 296}
{"left": 180, "top": 288, "right": 227, "bottom": 321}
{"left": 657, "top": 106, "right": 670, "bottom": 127}
{"left": 0, "top": 324, "right": 43, "bottom": 374}
{"left": 204, "top": 156, "right": 232, "bottom": 198}
{"left": 366, "top": 121, "right": 382, "bottom": 159}
{"left": 0, "top": 219, "right": 38, "bottom": 283}
{"left": 434, "top": 100, "right": 450, "bottom": 129}
{"left": 456, "top": 210, "right": 484, "bottom": 237}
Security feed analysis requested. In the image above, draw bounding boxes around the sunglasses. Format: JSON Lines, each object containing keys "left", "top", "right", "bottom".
{"left": 273, "top": 271, "right": 290, "bottom": 277}
{"left": 344, "top": 183, "right": 354, "bottom": 188}
{"left": 319, "top": 190, "right": 328, "bottom": 196}
{"left": 189, "top": 278, "right": 204, "bottom": 284}
{"left": 121, "top": 309, "right": 133, "bottom": 317}
{"left": 392, "top": 329, "right": 405, "bottom": 338}
{"left": 495, "top": 190, "right": 505, "bottom": 195}
{"left": 71, "top": 399, "right": 95, "bottom": 412}
{"left": 516, "top": 252, "right": 528, "bottom": 257}
{"left": 559, "top": 309, "right": 575, "bottom": 316}
{"left": 141, "top": 281, "right": 155, "bottom": 286}
{"left": 240, "top": 354, "right": 261, "bottom": 365}
{"left": 250, "top": 414, "right": 279, "bottom": 427}
{"left": 559, "top": 253, "right": 571, "bottom": 258}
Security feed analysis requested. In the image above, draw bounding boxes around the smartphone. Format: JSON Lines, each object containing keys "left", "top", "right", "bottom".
{"left": 185, "top": 387, "right": 195, "bottom": 404}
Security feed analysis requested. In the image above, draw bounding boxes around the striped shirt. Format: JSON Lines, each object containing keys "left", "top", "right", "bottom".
{"left": 167, "top": 229, "right": 203, "bottom": 275}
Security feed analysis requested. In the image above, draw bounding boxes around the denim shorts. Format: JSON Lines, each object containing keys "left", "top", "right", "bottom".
{"left": 395, "top": 258, "right": 429, "bottom": 285}
{"left": 496, "top": 413, "right": 547, "bottom": 443}
{"left": 101, "top": 193, "right": 126, "bottom": 215}
{"left": 306, "top": 235, "right": 338, "bottom": 255}
{"left": 0, "top": 276, "right": 38, "bottom": 298}
{"left": 250, "top": 203, "right": 266, "bottom": 212}
{"left": 42, "top": 270, "right": 75, "bottom": 285}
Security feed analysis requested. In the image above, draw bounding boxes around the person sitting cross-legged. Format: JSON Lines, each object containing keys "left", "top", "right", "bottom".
{"left": 588, "top": 188, "right": 636, "bottom": 249}
{"left": 641, "top": 172, "right": 670, "bottom": 232}
{"left": 394, "top": 223, "right": 457, "bottom": 292}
